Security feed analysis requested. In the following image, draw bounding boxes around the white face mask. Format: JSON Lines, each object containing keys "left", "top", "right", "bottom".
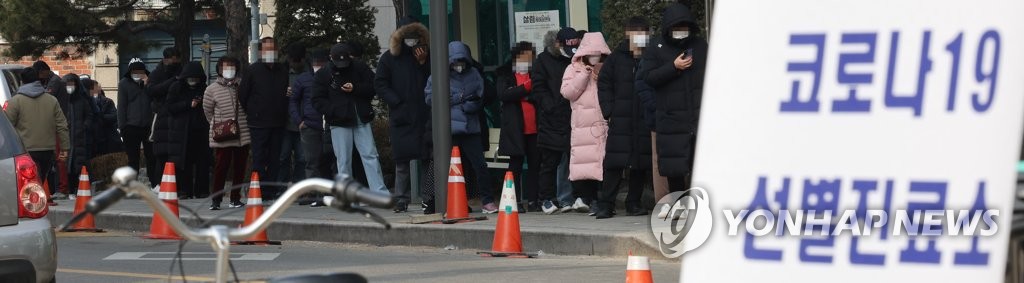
{"left": 132, "top": 74, "right": 143, "bottom": 82}
{"left": 187, "top": 78, "right": 200, "bottom": 86}
{"left": 672, "top": 31, "right": 690, "bottom": 40}
{"left": 559, "top": 48, "right": 571, "bottom": 58}
{"left": 262, "top": 52, "right": 276, "bottom": 62}
{"left": 513, "top": 62, "right": 530, "bottom": 73}
{"left": 221, "top": 69, "right": 236, "bottom": 79}
{"left": 404, "top": 38, "right": 419, "bottom": 47}
{"left": 453, "top": 65, "right": 465, "bottom": 73}
{"left": 312, "top": 66, "right": 321, "bottom": 74}
{"left": 631, "top": 34, "right": 650, "bottom": 47}
{"left": 65, "top": 86, "right": 75, "bottom": 94}
{"left": 587, "top": 56, "right": 601, "bottom": 65}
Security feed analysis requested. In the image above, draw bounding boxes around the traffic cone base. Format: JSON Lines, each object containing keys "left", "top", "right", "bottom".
{"left": 233, "top": 172, "right": 280, "bottom": 245}
{"left": 67, "top": 167, "right": 103, "bottom": 233}
{"left": 146, "top": 162, "right": 181, "bottom": 240}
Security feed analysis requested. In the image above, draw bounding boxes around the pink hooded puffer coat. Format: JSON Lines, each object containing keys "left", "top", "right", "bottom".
{"left": 560, "top": 32, "right": 611, "bottom": 181}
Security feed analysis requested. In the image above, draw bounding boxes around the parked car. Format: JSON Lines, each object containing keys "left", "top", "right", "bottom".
{"left": 0, "top": 74, "right": 57, "bottom": 282}
{"left": 0, "top": 65, "right": 26, "bottom": 109}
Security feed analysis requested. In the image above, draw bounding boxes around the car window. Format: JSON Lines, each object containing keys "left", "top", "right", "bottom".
{"left": 0, "top": 70, "right": 15, "bottom": 103}
{"left": 0, "top": 109, "right": 24, "bottom": 159}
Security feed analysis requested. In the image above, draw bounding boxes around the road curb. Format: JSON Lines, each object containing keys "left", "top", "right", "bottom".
{"left": 48, "top": 209, "right": 671, "bottom": 259}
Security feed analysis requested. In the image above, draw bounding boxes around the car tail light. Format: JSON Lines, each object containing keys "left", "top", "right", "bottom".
{"left": 16, "top": 154, "right": 46, "bottom": 218}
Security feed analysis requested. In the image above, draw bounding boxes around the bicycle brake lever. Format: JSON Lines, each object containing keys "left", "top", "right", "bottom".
{"left": 324, "top": 196, "right": 392, "bottom": 229}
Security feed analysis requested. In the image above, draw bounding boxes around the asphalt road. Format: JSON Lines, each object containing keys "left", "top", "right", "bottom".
{"left": 56, "top": 231, "right": 680, "bottom": 282}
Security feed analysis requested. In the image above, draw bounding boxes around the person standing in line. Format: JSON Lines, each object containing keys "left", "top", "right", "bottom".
{"left": 32, "top": 61, "right": 70, "bottom": 200}
{"left": 560, "top": 32, "right": 611, "bottom": 216}
{"left": 61, "top": 74, "right": 96, "bottom": 197}
{"left": 278, "top": 47, "right": 308, "bottom": 185}
{"left": 375, "top": 17, "right": 431, "bottom": 213}
{"left": 291, "top": 50, "right": 330, "bottom": 207}
{"left": 146, "top": 48, "right": 184, "bottom": 187}
{"left": 240, "top": 37, "right": 290, "bottom": 200}
{"left": 165, "top": 62, "right": 211, "bottom": 199}
{"left": 532, "top": 27, "right": 581, "bottom": 214}
{"left": 117, "top": 59, "right": 158, "bottom": 184}
{"left": 83, "top": 79, "right": 124, "bottom": 156}
{"left": 640, "top": 3, "right": 709, "bottom": 192}
{"left": 424, "top": 41, "right": 495, "bottom": 213}
{"left": 496, "top": 41, "right": 541, "bottom": 212}
{"left": 6, "top": 68, "right": 69, "bottom": 202}
{"left": 595, "top": 17, "right": 654, "bottom": 219}
{"left": 204, "top": 56, "right": 250, "bottom": 210}
{"left": 313, "top": 42, "right": 389, "bottom": 198}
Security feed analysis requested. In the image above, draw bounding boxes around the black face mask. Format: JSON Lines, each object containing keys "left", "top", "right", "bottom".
{"left": 333, "top": 59, "right": 352, "bottom": 69}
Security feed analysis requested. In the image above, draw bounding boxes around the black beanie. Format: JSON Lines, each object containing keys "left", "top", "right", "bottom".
{"left": 32, "top": 60, "right": 51, "bottom": 72}
{"left": 20, "top": 67, "right": 38, "bottom": 84}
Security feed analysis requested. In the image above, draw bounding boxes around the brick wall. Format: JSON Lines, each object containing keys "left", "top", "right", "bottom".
{"left": 0, "top": 46, "right": 93, "bottom": 77}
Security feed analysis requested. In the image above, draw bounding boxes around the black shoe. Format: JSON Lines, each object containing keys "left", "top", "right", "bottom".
{"left": 595, "top": 207, "right": 614, "bottom": 219}
{"left": 467, "top": 205, "right": 474, "bottom": 213}
{"left": 423, "top": 200, "right": 436, "bottom": 215}
{"left": 527, "top": 201, "right": 542, "bottom": 212}
{"left": 209, "top": 203, "right": 221, "bottom": 210}
{"left": 394, "top": 201, "right": 409, "bottom": 213}
{"left": 229, "top": 201, "right": 245, "bottom": 208}
{"left": 626, "top": 202, "right": 648, "bottom": 216}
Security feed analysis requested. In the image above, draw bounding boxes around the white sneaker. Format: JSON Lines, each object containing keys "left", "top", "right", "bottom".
{"left": 657, "top": 201, "right": 684, "bottom": 220}
{"left": 571, "top": 198, "right": 590, "bottom": 213}
{"left": 69, "top": 194, "right": 76, "bottom": 201}
{"left": 542, "top": 201, "right": 559, "bottom": 214}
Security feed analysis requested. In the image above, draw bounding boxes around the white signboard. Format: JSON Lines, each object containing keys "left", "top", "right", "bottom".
{"left": 685, "top": 0, "right": 1024, "bottom": 282}
{"left": 514, "top": 10, "right": 560, "bottom": 54}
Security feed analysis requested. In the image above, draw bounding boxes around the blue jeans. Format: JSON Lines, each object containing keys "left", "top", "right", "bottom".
{"left": 556, "top": 152, "right": 573, "bottom": 207}
{"left": 330, "top": 123, "right": 387, "bottom": 193}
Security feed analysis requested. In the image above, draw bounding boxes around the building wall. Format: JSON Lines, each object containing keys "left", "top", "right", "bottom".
{"left": 0, "top": 46, "right": 94, "bottom": 77}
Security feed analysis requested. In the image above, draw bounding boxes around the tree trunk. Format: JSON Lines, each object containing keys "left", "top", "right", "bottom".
{"left": 223, "top": 0, "right": 250, "bottom": 68}
{"left": 175, "top": 0, "right": 195, "bottom": 61}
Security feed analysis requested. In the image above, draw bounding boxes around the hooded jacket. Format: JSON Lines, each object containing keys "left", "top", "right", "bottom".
{"left": 598, "top": 41, "right": 652, "bottom": 170}
{"left": 425, "top": 42, "right": 484, "bottom": 136}
{"left": 32, "top": 61, "right": 71, "bottom": 121}
{"left": 62, "top": 74, "right": 96, "bottom": 172}
{"left": 164, "top": 62, "right": 209, "bottom": 163}
{"left": 203, "top": 77, "right": 251, "bottom": 148}
{"left": 312, "top": 52, "right": 377, "bottom": 128}
{"left": 374, "top": 22, "right": 432, "bottom": 161}
{"left": 531, "top": 30, "right": 573, "bottom": 152}
{"left": 93, "top": 91, "right": 123, "bottom": 155}
{"left": 560, "top": 32, "right": 611, "bottom": 181}
{"left": 640, "top": 3, "right": 709, "bottom": 177}
{"left": 5, "top": 82, "right": 70, "bottom": 151}
{"left": 117, "top": 61, "right": 152, "bottom": 129}
{"left": 240, "top": 58, "right": 289, "bottom": 128}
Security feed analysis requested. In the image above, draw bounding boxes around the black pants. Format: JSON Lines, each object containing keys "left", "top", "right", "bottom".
{"left": 29, "top": 151, "right": 54, "bottom": 195}
{"left": 508, "top": 134, "right": 539, "bottom": 203}
{"left": 538, "top": 147, "right": 564, "bottom": 203}
{"left": 599, "top": 168, "right": 648, "bottom": 210}
{"left": 668, "top": 175, "right": 690, "bottom": 192}
{"left": 122, "top": 125, "right": 158, "bottom": 184}
{"left": 250, "top": 127, "right": 285, "bottom": 197}
{"left": 453, "top": 134, "right": 492, "bottom": 204}
{"left": 571, "top": 180, "right": 599, "bottom": 204}
{"left": 178, "top": 130, "right": 211, "bottom": 198}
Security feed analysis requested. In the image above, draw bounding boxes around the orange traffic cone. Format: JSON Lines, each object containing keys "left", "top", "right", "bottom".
{"left": 441, "top": 146, "right": 487, "bottom": 224}
{"left": 478, "top": 171, "right": 534, "bottom": 258}
{"left": 626, "top": 252, "right": 654, "bottom": 283}
{"left": 234, "top": 172, "right": 280, "bottom": 245}
{"left": 67, "top": 167, "right": 102, "bottom": 232}
{"left": 146, "top": 162, "right": 181, "bottom": 240}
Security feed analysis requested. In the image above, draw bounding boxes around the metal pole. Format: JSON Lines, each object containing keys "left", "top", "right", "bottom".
{"left": 429, "top": 1, "right": 451, "bottom": 214}
{"left": 249, "top": 0, "right": 260, "bottom": 64}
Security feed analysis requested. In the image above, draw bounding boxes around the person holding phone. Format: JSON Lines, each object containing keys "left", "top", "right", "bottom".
{"left": 639, "top": 2, "right": 709, "bottom": 192}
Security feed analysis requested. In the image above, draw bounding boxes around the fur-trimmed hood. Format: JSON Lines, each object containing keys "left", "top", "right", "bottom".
{"left": 389, "top": 22, "right": 430, "bottom": 56}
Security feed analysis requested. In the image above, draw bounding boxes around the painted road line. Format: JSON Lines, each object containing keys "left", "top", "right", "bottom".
{"left": 57, "top": 268, "right": 216, "bottom": 281}
{"left": 104, "top": 252, "right": 280, "bottom": 261}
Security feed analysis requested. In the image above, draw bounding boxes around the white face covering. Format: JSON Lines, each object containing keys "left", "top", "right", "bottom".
{"left": 513, "top": 62, "right": 530, "bottom": 73}
{"left": 221, "top": 69, "right": 236, "bottom": 79}
{"left": 672, "top": 31, "right": 690, "bottom": 40}
{"left": 132, "top": 74, "right": 143, "bottom": 82}
{"left": 587, "top": 56, "right": 601, "bottom": 65}
{"left": 632, "top": 34, "right": 650, "bottom": 47}
{"left": 404, "top": 38, "right": 419, "bottom": 47}
{"left": 312, "top": 66, "right": 321, "bottom": 74}
{"left": 262, "top": 52, "right": 276, "bottom": 63}
{"left": 187, "top": 78, "right": 200, "bottom": 86}
{"left": 453, "top": 65, "right": 465, "bottom": 73}
{"left": 65, "top": 86, "right": 75, "bottom": 94}
{"left": 559, "top": 48, "right": 571, "bottom": 58}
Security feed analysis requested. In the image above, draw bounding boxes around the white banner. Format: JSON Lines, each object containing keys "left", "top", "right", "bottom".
{"left": 514, "top": 10, "right": 560, "bottom": 54}
{"left": 685, "top": 0, "right": 1024, "bottom": 282}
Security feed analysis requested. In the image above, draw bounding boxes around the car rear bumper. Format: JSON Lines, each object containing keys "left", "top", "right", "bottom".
{"left": 0, "top": 218, "right": 57, "bottom": 283}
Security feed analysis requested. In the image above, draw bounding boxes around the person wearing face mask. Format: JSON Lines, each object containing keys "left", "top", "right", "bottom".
{"left": 560, "top": 32, "right": 611, "bottom": 217}
{"left": 118, "top": 59, "right": 159, "bottom": 185}
{"left": 423, "top": 41, "right": 494, "bottom": 213}
{"left": 165, "top": 62, "right": 211, "bottom": 200}
{"left": 594, "top": 17, "right": 655, "bottom": 219}
{"left": 62, "top": 73, "right": 97, "bottom": 197}
{"left": 532, "top": 27, "right": 582, "bottom": 214}
{"left": 290, "top": 50, "right": 330, "bottom": 207}
{"left": 84, "top": 79, "right": 123, "bottom": 155}
{"left": 204, "top": 56, "right": 250, "bottom": 210}
{"left": 375, "top": 16, "right": 431, "bottom": 213}
{"left": 240, "top": 37, "right": 291, "bottom": 200}
{"left": 31, "top": 61, "right": 71, "bottom": 200}
{"left": 313, "top": 42, "right": 389, "bottom": 203}
{"left": 640, "top": 3, "right": 709, "bottom": 192}
{"left": 496, "top": 41, "right": 541, "bottom": 212}
{"left": 147, "top": 47, "right": 184, "bottom": 187}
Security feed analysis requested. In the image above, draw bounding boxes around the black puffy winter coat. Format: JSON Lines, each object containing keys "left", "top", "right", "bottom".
{"left": 640, "top": 3, "right": 709, "bottom": 177}
{"left": 164, "top": 62, "right": 209, "bottom": 163}
{"left": 146, "top": 62, "right": 182, "bottom": 158}
{"left": 61, "top": 74, "right": 96, "bottom": 174}
{"left": 598, "top": 42, "right": 652, "bottom": 170}
{"left": 313, "top": 61, "right": 376, "bottom": 128}
{"left": 375, "top": 22, "right": 432, "bottom": 162}
{"left": 94, "top": 94, "right": 124, "bottom": 155}
{"left": 531, "top": 47, "right": 572, "bottom": 152}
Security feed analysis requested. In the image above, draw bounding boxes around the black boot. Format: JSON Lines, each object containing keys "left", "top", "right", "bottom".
{"left": 595, "top": 203, "right": 614, "bottom": 219}
{"left": 423, "top": 200, "right": 436, "bottom": 215}
{"left": 626, "top": 202, "right": 648, "bottom": 216}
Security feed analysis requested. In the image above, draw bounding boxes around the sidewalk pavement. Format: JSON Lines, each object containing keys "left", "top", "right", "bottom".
{"left": 47, "top": 197, "right": 670, "bottom": 259}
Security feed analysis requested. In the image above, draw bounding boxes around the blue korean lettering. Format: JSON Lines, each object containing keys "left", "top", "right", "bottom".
{"left": 884, "top": 31, "right": 933, "bottom": 117}
{"left": 799, "top": 178, "right": 840, "bottom": 263}
{"left": 972, "top": 30, "right": 1000, "bottom": 112}
{"left": 744, "top": 176, "right": 790, "bottom": 261}
{"left": 781, "top": 34, "right": 825, "bottom": 112}
{"left": 954, "top": 181, "right": 990, "bottom": 265}
{"left": 850, "top": 179, "right": 885, "bottom": 265}
{"left": 834, "top": 32, "right": 877, "bottom": 112}
{"left": 899, "top": 181, "right": 947, "bottom": 264}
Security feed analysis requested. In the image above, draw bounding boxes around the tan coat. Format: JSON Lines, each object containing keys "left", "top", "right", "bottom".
{"left": 6, "top": 82, "right": 70, "bottom": 151}
{"left": 203, "top": 78, "right": 250, "bottom": 148}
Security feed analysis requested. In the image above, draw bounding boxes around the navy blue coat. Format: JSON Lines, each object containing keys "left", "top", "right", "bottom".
{"left": 425, "top": 42, "right": 484, "bottom": 136}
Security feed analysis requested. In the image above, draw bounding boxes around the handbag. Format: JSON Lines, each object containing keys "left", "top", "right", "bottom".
{"left": 211, "top": 88, "right": 241, "bottom": 142}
